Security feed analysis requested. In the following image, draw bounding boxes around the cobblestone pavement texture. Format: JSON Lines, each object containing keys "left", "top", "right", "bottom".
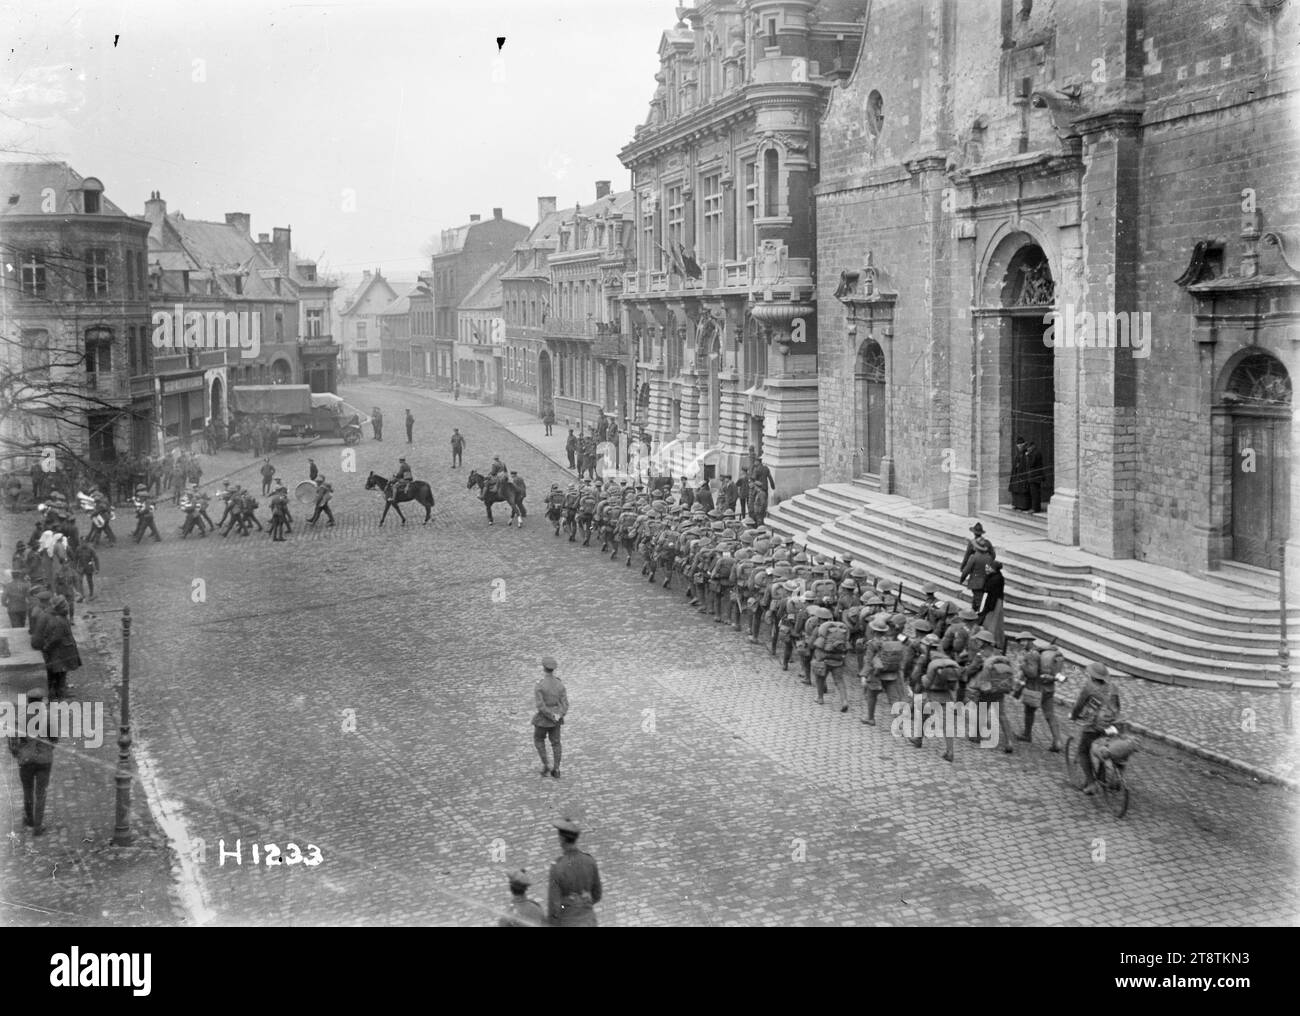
{"left": 4, "top": 383, "right": 1298, "bottom": 926}
{"left": 429, "top": 386, "right": 1300, "bottom": 787}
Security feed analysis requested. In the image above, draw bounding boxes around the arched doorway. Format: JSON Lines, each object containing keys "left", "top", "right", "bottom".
{"left": 855, "top": 339, "right": 886, "bottom": 475}
{"left": 270, "top": 358, "right": 293, "bottom": 385}
{"left": 1224, "top": 352, "right": 1292, "bottom": 568}
{"left": 538, "top": 350, "right": 553, "bottom": 415}
{"left": 1000, "top": 243, "right": 1055, "bottom": 509}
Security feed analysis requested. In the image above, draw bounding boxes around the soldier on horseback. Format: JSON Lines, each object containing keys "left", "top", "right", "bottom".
{"left": 392, "top": 457, "right": 414, "bottom": 501}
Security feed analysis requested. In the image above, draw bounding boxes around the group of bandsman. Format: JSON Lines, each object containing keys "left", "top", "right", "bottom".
{"left": 538, "top": 476, "right": 1129, "bottom": 770}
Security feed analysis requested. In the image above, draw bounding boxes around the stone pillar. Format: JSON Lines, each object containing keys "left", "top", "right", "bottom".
{"left": 1074, "top": 110, "right": 1142, "bottom": 558}
{"left": 762, "top": 375, "right": 821, "bottom": 497}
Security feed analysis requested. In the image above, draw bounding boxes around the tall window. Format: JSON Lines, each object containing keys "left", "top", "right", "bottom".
{"left": 85, "top": 326, "right": 113, "bottom": 376}
{"left": 85, "top": 249, "right": 109, "bottom": 297}
{"left": 20, "top": 253, "right": 45, "bottom": 297}
{"left": 357, "top": 321, "right": 367, "bottom": 341}
{"left": 702, "top": 173, "right": 722, "bottom": 265}
{"left": 641, "top": 195, "right": 657, "bottom": 270}
{"left": 763, "top": 149, "right": 780, "bottom": 217}
{"left": 666, "top": 184, "right": 684, "bottom": 256}
{"left": 306, "top": 309, "right": 324, "bottom": 336}
{"left": 742, "top": 161, "right": 758, "bottom": 255}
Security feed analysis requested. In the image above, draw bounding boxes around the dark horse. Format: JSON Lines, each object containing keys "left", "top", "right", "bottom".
{"left": 467, "top": 469, "right": 522, "bottom": 527}
{"left": 365, "top": 471, "right": 435, "bottom": 525}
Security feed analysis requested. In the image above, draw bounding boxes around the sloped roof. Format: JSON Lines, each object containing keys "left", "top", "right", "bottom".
{"left": 0, "top": 161, "right": 133, "bottom": 218}
{"left": 500, "top": 208, "right": 566, "bottom": 280}
{"left": 340, "top": 271, "right": 400, "bottom": 315}
{"left": 459, "top": 260, "right": 507, "bottom": 312}
{"left": 379, "top": 284, "right": 422, "bottom": 317}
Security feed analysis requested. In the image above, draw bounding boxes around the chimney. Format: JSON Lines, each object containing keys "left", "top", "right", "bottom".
{"left": 538, "top": 195, "right": 557, "bottom": 220}
{"left": 362, "top": 270, "right": 372, "bottom": 280}
{"left": 225, "top": 212, "right": 251, "bottom": 237}
{"left": 258, "top": 233, "right": 270, "bottom": 243}
{"left": 493, "top": 207, "right": 503, "bottom": 220}
{"left": 144, "top": 191, "right": 167, "bottom": 238}
{"left": 469, "top": 214, "right": 481, "bottom": 223}
{"left": 596, "top": 180, "right": 612, "bottom": 199}
{"left": 271, "top": 226, "right": 292, "bottom": 272}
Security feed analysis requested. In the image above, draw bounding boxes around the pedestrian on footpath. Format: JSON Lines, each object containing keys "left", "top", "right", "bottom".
{"left": 372, "top": 406, "right": 384, "bottom": 441}
{"left": 543, "top": 408, "right": 555, "bottom": 437}
{"left": 307, "top": 475, "right": 335, "bottom": 527}
{"left": 978, "top": 561, "right": 1006, "bottom": 648}
{"left": 453, "top": 381, "right": 461, "bottom": 401}
{"left": 73, "top": 542, "right": 99, "bottom": 602}
{"left": 8, "top": 684, "right": 56, "bottom": 836}
{"left": 548, "top": 817, "right": 602, "bottom": 927}
{"left": 405, "top": 409, "right": 415, "bottom": 443}
{"left": 497, "top": 869, "right": 548, "bottom": 928}
{"left": 451, "top": 428, "right": 466, "bottom": 468}
{"left": 33, "top": 595, "right": 80, "bottom": 700}
{"left": 3, "top": 569, "right": 29, "bottom": 626}
{"left": 565, "top": 430, "right": 577, "bottom": 469}
{"left": 532, "top": 656, "right": 568, "bottom": 778}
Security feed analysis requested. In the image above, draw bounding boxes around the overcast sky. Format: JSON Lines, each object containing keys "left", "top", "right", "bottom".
{"left": 0, "top": 0, "right": 675, "bottom": 278}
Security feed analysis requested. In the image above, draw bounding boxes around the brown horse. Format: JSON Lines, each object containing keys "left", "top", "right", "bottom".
{"left": 365, "top": 471, "right": 435, "bottom": 525}
{"left": 467, "top": 469, "right": 522, "bottom": 527}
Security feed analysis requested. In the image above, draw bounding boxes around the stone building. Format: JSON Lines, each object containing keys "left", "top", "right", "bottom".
{"left": 378, "top": 286, "right": 414, "bottom": 377}
{"left": 500, "top": 196, "right": 564, "bottom": 415}
{"left": 142, "top": 197, "right": 305, "bottom": 447}
{"left": 339, "top": 269, "right": 398, "bottom": 380}
{"left": 619, "top": 0, "right": 867, "bottom": 491}
{"left": 0, "top": 163, "right": 151, "bottom": 464}
{"left": 455, "top": 261, "right": 508, "bottom": 402}
{"left": 812, "top": 0, "right": 1300, "bottom": 585}
{"left": 430, "top": 208, "right": 530, "bottom": 390}
{"left": 544, "top": 184, "right": 636, "bottom": 431}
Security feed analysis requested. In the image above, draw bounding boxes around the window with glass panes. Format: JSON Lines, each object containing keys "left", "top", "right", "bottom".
{"left": 85, "top": 249, "right": 109, "bottom": 297}
{"left": 702, "top": 173, "right": 722, "bottom": 265}
{"left": 641, "top": 195, "right": 657, "bottom": 270}
{"left": 666, "top": 184, "right": 684, "bottom": 254}
{"left": 21, "top": 253, "right": 45, "bottom": 296}
{"left": 742, "top": 161, "right": 757, "bottom": 255}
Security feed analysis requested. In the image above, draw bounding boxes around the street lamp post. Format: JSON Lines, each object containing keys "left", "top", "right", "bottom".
{"left": 113, "top": 606, "right": 134, "bottom": 846}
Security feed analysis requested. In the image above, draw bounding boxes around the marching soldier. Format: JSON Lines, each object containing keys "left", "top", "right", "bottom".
{"left": 307, "top": 475, "right": 335, "bottom": 527}
{"left": 548, "top": 817, "right": 602, "bottom": 928}
{"left": 130, "top": 487, "right": 161, "bottom": 543}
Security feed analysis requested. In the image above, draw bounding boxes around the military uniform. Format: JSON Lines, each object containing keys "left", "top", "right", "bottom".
{"left": 532, "top": 657, "right": 568, "bottom": 778}
{"left": 498, "top": 869, "right": 548, "bottom": 928}
{"left": 548, "top": 818, "right": 602, "bottom": 928}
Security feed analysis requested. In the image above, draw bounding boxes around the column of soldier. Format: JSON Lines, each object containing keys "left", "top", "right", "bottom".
{"left": 539, "top": 475, "right": 1068, "bottom": 763}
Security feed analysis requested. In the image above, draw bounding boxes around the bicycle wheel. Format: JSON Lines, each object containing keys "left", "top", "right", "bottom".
{"left": 1064, "top": 736, "right": 1088, "bottom": 789}
{"left": 1103, "top": 767, "right": 1130, "bottom": 819}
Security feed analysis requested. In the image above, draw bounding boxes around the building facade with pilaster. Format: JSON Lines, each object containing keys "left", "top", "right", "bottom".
{"left": 618, "top": 0, "right": 866, "bottom": 492}
{"left": 814, "top": 0, "right": 1300, "bottom": 585}
{"left": 500, "top": 197, "right": 564, "bottom": 415}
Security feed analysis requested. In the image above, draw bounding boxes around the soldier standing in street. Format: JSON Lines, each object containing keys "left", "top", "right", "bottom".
{"left": 451, "top": 428, "right": 466, "bottom": 468}
{"left": 548, "top": 817, "right": 602, "bottom": 927}
{"left": 532, "top": 656, "right": 568, "bottom": 778}
{"left": 565, "top": 429, "right": 577, "bottom": 469}
{"left": 308, "top": 458, "right": 319, "bottom": 481}
{"left": 405, "top": 408, "right": 415, "bottom": 444}
{"left": 259, "top": 457, "right": 276, "bottom": 496}
{"left": 371, "top": 406, "right": 384, "bottom": 441}
{"left": 497, "top": 869, "right": 548, "bottom": 927}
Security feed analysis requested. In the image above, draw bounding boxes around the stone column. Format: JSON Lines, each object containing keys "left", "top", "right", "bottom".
{"left": 1073, "top": 110, "right": 1142, "bottom": 558}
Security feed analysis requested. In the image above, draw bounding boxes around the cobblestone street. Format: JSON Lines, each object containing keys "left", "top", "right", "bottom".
{"left": 60, "top": 386, "right": 1295, "bottom": 926}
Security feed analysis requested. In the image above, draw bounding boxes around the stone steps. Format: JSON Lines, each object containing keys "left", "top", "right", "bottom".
{"left": 768, "top": 484, "right": 1294, "bottom": 690}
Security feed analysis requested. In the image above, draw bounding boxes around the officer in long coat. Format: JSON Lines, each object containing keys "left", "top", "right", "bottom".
{"left": 548, "top": 817, "right": 602, "bottom": 927}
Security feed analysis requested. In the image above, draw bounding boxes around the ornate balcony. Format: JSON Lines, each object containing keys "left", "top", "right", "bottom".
{"left": 546, "top": 317, "right": 596, "bottom": 339}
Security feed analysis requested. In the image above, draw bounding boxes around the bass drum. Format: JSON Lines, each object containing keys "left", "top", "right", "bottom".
{"left": 294, "top": 480, "right": 319, "bottom": 505}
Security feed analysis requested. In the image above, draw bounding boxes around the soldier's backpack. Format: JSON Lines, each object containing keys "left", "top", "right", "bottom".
{"left": 563, "top": 491, "right": 580, "bottom": 510}
{"left": 618, "top": 510, "right": 637, "bottom": 534}
{"left": 810, "top": 578, "right": 836, "bottom": 602}
{"left": 752, "top": 536, "right": 772, "bottom": 555}
{"left": 732, "top": 559, "right": 754, "bottom": 589}
{"left": 819, "top": 620, "right": 851, "bottom": 663}
{"left": 924, "top": 659, "right": 960, "bottom": 693}
{"left": 1040, "top": 646, "right": 1064, "bottom": 679}
{"left": 984, "top": 655, "right": 1017, "bottom": 694}
{"left": 873, "top": 638, "right": 906, "bottom": 675}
